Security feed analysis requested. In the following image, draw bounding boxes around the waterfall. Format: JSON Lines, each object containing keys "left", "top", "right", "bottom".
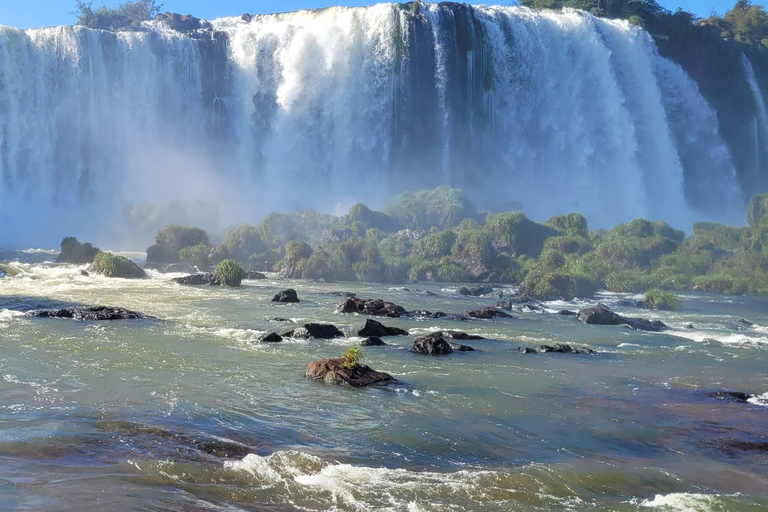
{"left": 742, "top": 53, "right": 768, "bottom": 191}
{"left": 0, "top": 4, "right": 746, "bottom": 247}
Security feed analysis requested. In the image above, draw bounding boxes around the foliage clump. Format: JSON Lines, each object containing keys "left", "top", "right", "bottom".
{"left": 147, "top": 225, "right": 208, "bottom": 264}
{"left": 178, "top": 243, "right": 209, "bottom": 270}
{"left": 383, "top": 186, "right": 482, "bottom": 231}
{"left": 214, "top": 259, "right": 247, "bottom": 287}
{"left": 342, "top": 346, "right": 362, "bottom": 369}
{"left": 72, "top": 0, "right": 162, "bottom": 31}
{"left": 91, "top": 252, "right": 146, "bottom": 279}
{"left": 643, "top": 289, "right": 681, "bottom": 310}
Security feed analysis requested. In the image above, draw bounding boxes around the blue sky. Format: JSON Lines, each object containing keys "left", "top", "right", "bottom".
{"left": 0, "top": 0, "right": 741, "bottom": 30}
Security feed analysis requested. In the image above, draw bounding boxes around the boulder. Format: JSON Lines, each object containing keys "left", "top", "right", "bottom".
{"left": 87, "top": 253, "right": 147, "bottom": 279}
{"left": 260, "top": 332, "right": 283, "bottom": 343}
{"left": 410, "top": 332, "right": 454, "bottom": 355}
{"left": 172, "top": 273, "right": 221, "bottom": 286}
{"left": 466, "top": 307, "right": 512, "bottom": 319}
{"left": 361, "top": 336, "right": 386, "bottom": 346}
{"left": 246, "top": 271, "right": 266, "bottom": 280}
{"left": 409, "top": 310, "right": 448, "bottom": 319}
{"left": 27, "top": 306, "right": 149, "bottom": 321}
{"left": 272, "top": 289, "right": 299, "bottom": 303}
{"left": 577, "top": 304, "right": 667, "bottom": 332}
{"left": 357, "top": 319, "right": 408, "bottom": 337}
{"left": 56, "top": 237, "right": 100, "bottom": 264}
{"left": 707, "top": 391, "right": 752, "bottom": 403}
{"left": 518, "top": 343, "right": 595, "bottom": 355}
{"left": 450, "top": 342, "right": 475, "bottom": 352}
{"left": 241, "top": 12, "right": 252, "bottom": 22}
{"left": 335, "top": 297, "right": 409, "bottom": 317}
{"left": 557, "top": 310, "right": 577, "bottom": 316}
{"left": 285, "top": 323, "right": 344, "bottom": 339}
{"left": 439, "top": 330, "right": 485, "bottom": 340}
{"left": 458, "top": 285, "right": 494, "bottom": 297}
{"left": 305, "top": 357, "right": 396, "bottom": 388}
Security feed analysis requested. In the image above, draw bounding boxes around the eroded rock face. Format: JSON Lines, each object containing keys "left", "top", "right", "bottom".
{"left": 172, "top": 273, "right": 221, "bottom": 286}
{"left": 27, "top": 306, "right": 149, "bottom": 321}
{"left": 284, "top": 323, "right": 344, "bottom": 339}
{"left": 305, "top": 358, "right": 396, "bottom": 387}
{"left": 577, "top": 304, "right": 667, "bottom": 332}
{"left": 335, "top": 297, "right": 409, "bottom": 317}
{"left": 357, "top": 319, "right": 408, "bottom": 337}
{"left": 57, "top": 237, "right": 99, "bottom": 264}
{"left": 272, "top": 289, "right": 300, "bottom": 303}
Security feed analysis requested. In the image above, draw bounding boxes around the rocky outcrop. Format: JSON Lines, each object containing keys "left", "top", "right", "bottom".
{"left": 305, "top": 358, "right": 396, "bottom": 387}
{"left": 57, "top": 237, "right": 100, "bottom": 264}
{"left": 357, "top": 319, "right": 408, "bottom": 337}
{"left": 172, "top": 273, "right": 221, "bottom": 286}
{"left": 409, "top": 310, "right": 448, "bottom": 319}
{"left": 410, "top": 332, "right": 474, "bottom": 355}
{"left": 284, "top": 323, "right": 344, "bottom": 339}
{"left": 260, "top": 332, "right": 283, "bottom": 343}
{"left": 361, "top": 336, "right": 386, "bottom": 346}
{"left": 335, "top": 297, "right": 409, "bottom": 317}
{"left": 27, "top": 306, "right": 149, "bottom": 321}
{"left": 439, "top": 330, "right": 485, "bottom": 340}
{"left": 87, "top": 253, "right": 147, "bottom": 279}
{"left": 517, "top": 343, "right": 595, "bottom": 355}
{"left": 577, "top": 304, "right": 667, "bottom": 332}
{"left": 466, "top": 307, "right": 512, "bottom": 319}
{"left": 272, "top": 289, "right": 299, "bottom": 303}
{"left": 458, "top": 285, "right": 494, "bottom": 297}
{"left": 246, "top": 271, "right": 266, "bottom": 280}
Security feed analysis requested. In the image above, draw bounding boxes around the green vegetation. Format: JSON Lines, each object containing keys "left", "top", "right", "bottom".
{"left": 91, "top": 252, "right": 146, "bottom": 278}
{"left": 644, "top": 289, "right": 681, "bottom": 310}
{"left": 146, "top": 225, "right": 208, "bottom": 264}
{"left": 72, "top": 0, "right": 162, "bottom": 30}
{"left": 342, "top": 346, "right": 362, "bottom": 369}
{"left": 178, "top": 243, "right": 209, "bottom": 270}
{"left": 214, "top": 259, "right": 247, "bottom": 287}
{"left": 383, "top": 186, "right": 482, "bottom": 231}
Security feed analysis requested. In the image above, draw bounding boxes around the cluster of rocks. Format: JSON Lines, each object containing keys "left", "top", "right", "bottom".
{"left": 576, "top": 304, "right": 668, "bottom": 332}
{"left": 26, "top": 306, "right": 150, "bottom": 321}
{"left": 517, "top": 343, "right": 595, "bottom": 355}
{"left": 335, "top": 296, "right": 513, "bottom": 321}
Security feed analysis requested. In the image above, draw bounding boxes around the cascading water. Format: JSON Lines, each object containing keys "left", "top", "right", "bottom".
{"left": 742, "top": 53, "right": 768, "bottom": 191}
{"left": 0, "top": 3, "right": 747, "bottom": 247}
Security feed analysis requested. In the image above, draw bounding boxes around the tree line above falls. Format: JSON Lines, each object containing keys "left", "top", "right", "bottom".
{"left": 55, "top": 186, "right": 768, "bottom": 300}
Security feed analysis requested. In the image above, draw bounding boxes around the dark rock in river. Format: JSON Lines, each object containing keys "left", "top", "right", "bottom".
{"left": 357, "top": 318, "right": 409, "bottom": 337}
{"left": 305, "top": 358, "right": 396, "bottom": 387}
{"left": 410, "top": 332, "right": 455, "bottom": 355}
{"left": 518, "top": 343, "right": 595, "bottom": 355}
{"left": 458, "top": 285, "right": 494, "bottom": 297}
{"left": 246, "top": 271, "right": 266, "bottom": 280}
{"left": 57, "top": 237, "right": 100, "bottom": 264}
{"left": 577, "top": 304, "right": 667, "bottom": 332}
{"left": 361, "top": 336, "right": 386, "bottom": 346}
{"left": 335, "top": 297, "right": 408, "bottom": 317}
{"left": 736, "top": 318, "right": 754, "bottom": 329}
{"left": 272, "top": 289, "right": 300, "bottom": 303}
{"left": 409, "top": 310, "right": 449, "bottom": 319}
{"left": 80, "top": 270, "right": 90, "bottom": 277}
{"left": 440, "top": 330, "right": 485, "bottom": 340}
{"left": 558, "top": 310, "right": 578, "bottom": 316}
{"left": 260, "top": 332, "right": 283, "bottom": 343}
{"left": 707, "top": 391, "right": 753, "bottom": 403}
{"left": 284, "top": 323, "right": 344, "bottom": 339}
{"left": 27, "top": 306, "right": 149, "bottom": 321}
{"left": 172, "top": 273, "right": 221, "bottom": 286}
{"left": 466, "top": 307, "right": 512, "bottom": 319}
{"left": 195, "top": 440, "right": 251, "bottom": 459}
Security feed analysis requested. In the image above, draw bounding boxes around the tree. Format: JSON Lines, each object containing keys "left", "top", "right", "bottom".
{"left": 724, "top": 0, "right": 768, "bottom": 45}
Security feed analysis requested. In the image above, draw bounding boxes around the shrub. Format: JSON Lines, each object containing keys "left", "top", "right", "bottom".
{"left": 223, "top": 224, "right": 267, "bottom": 262}
{"left": 451, "top": 229, "right": 495, "bottom": 276}
{"left": 178, "top": 243, "right": 209, "bottom": 270}
{"left": 91, "top": 252, "right": 146, "bottom": 279}
{"left": 485, "top": 211, "right": 556, "bottom": 257}
{"left": 146, "top": 225, "right": 209, "bottom": 264}
{"left": 342, "top": 204, "right": 401, "bottom": 234}
{"left": 214, "top": 259, "right": 247, "bottom": 286}
{"left": 412, "top": 230, "right": 456, "bottom": 259}
{"left": 342, "top": 346, "right": 362, "bottom": 369}
{"left": 643, "top": 289, "right": 681, "bottom": 311}
{"left": 257, "top": 213, "right": 306, "bottom": 248}
{"left": 383, "top": 186, "right": 481, "bottom": 231}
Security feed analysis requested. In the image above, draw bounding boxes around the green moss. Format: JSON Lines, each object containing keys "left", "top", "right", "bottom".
{"left": 214, "top": 259, "right": 247, "bottom": 287}
{"left": 643, "top": 289, "right": 681, "bottom": 311}
{"left": 91, "top": 252, "right": 146, "bottom": 279}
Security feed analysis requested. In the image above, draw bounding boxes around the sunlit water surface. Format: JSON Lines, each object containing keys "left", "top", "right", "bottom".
{"left": 1, "top": 251, "right": 767, "bottom": 511}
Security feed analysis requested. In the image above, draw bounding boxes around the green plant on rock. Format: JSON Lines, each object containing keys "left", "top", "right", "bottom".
{"left": 342, "top": 346, "right": 362, "bottom": 369}
{"left": 178, "top": 243, "right": 210, "bottom": 270}
{"left": 214, "top": 259, "right": 247, "bottom": 287}
{"left": 485, "top": 211, "right": 556, "bottom": 257}
{"left": 147, "top": 224, "right": 209, "bottom": 264}
{"left": 223, "top": 224, "right": 267, "bottom": 262}
{"left": 91, "top": 252, "right": 146, "bottom": 279}
{"left": 643, "top": 289, "right": 681, "bottom": 311}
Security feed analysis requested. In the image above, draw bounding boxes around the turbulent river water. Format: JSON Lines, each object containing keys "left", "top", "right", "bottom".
{"left": 1, "top": 251, "right": 767, "bottom": 511}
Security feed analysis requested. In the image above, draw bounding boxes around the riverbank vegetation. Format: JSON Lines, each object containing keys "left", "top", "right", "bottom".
{"left": 120, "top": 186, "right": 768, "bottom": 300}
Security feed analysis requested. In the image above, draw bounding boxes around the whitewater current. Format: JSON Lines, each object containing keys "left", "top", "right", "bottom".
{"left": 0, "top": 4, "right": 754, "bottom": 247}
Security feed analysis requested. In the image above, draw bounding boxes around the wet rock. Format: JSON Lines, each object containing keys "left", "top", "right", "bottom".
{"left": 328, "top": 291, "right": 357, "bottom": 297}
{"left": 335, "top": 297, "right": 408, "bottom": 317}
{"left": 616, "top": 299, "right": 643, "bottom": 308}
{"left": 272, "top": 289, "right": 299, "bottom": 303}
{"left": 518, "top": 343, "right": 595, "bottom": 355}
{"left": 246, "top": 271, "right": 266, "bottom": 280}
{"left": 458, "top": 285, "right": 493, "bottom": 297}
{"left": 557, "top": 310, "right": 577, "bottom": 316}
{"left": 284, "top": 323, "right": 344, "bottom": 339}
{"left": 267, "top": 317, "right": 292, "bottom": 323}
{"left": 425, "top": 291, "right": 439, "bottom": 297}
{"left": 577, "top": 304, "right": 667, "bottom": 332}
{"left": 736, "top": 318, "right": 754, "bottom": 329}
{"left": 172, "top": 273, "right": 221, "bottom": 286}
{"left": 357, "top": 319, "right": 409, "bottom": 337}
{"left": 409, "top": 310, "right": 449, "bottom": 319}
{"left": 466, "top": 307, "right": 512, "bottom": 319}
{"left": 684, "top": 323, "right": 695, "bottom": 329}
{"left": 713, "top": 439, "right": 768, "bottom": 455}
{"left": 305, "top": 358, "right": 396, "bottom": 387}
{"left": 361, "top": 336, "right": 386, "bottom": 346}
{"left": 707, "top": 391, "right": 752, "bottom": 403}
{"left": 260, "top": 332, "right": 283, "bottom": 343}
{"left": 440, "top": 330, "right": 485, "bottom": 340}
{"left": 80, "top": 270, "right": 90, "bottom": 277}
{"left": 27, "top": 306, "right": 149, "bottom": 321}
{"left": 450, "top": 342, "right": 475, "bottom": 352}
{"left": 241, "top": 12, "right": 252, "bottom": 22}
{"left": 166, "top": 262, "right": 196, "bottom": 273}
{"left": 410, "top": 332, "right": 454, "bottom": 355}
{"left": 57, "top": 237, "right": 100, "bottom": 264}
{"left": 195, "top": 440, "right": 251, "bottom": 459}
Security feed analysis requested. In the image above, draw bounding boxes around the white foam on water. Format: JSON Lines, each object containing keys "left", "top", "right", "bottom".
{"left": 747, "top": 392, "right": 768, "bottom": 407}
{"left": 638, "top": 492, "right": 731, "bottom": 510}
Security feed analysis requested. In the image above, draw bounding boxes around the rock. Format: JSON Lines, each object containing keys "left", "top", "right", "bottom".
{"left": 577, "top": 304, "right": 667, "bottom": 332}
{"left": 409, "top": 310, "right": 448, "bottom": 319}
{"left": 305, "top": 358, "right": 396, "bottom": 387}
{"left": 166, "top": 262, "right": 197, "bottom": 273}
{"left": 450, "top": 342, "right": 475, "bottom": 352}
{"left": 80, "top": 270, "right": 90, "bottom": 277}
{"left": 361, "top": 336, "right": 386, "bottom": 346}
{"left": 267, "top": 317, "right": 292, "bottom": 323}
{"left": 285, "top": 323, "right": 344, "bottom": 339}
{"left": 241, "top": 13, "right": 252, "bottom": 22}
{"left": 246, "top": 271, "right": 266, "bottom": 280}
{"left": 458, "top": 285, "right": 494, "bottom": 296}
{"left": 172, "top": 273, "right": 221, "bottom": 286}
{"left": 517, "top": 343, "right": 595, "bottom": 355}
{"left": 736, "top": 318, "right": 754, "bottom": 329}
{"left": 335, "top": 297, "right": 409, "bottom": 317}
{"left": 88, "top": 253, "right": 147, "bottom": 279}
{"left": 56, "top": 237, "right": 100, "bottom": 264}
{"left": 260, "top": 332, "right": 283, "bottom": 343}
{"left": 684, "top": 323, "right": 695, "bottom": 329}
{"left": 707, "top": 391, "right": 752, "bottom": 403}
{"left": 195, "top": 440, "right": 251, "bottom": 459}
{"left": 27, "top": 306, "right": 149, "bottom": 321}
{"left": 466, "top": 307, "right": 512, "bottom": 319}
{"left": 272, "top": 289, "right": 299, "bottom": 303}
{"left": 357, "top": 319, "right": 409, "bottom": 337}
{"left": 410, "top": 332, "right": 454, "bottom": 355}
{"left": 440, "top": 330, "right": 485, "bottom": 340}
{"left": 616, "top": 299, "right": 643, "bottom": 308}
{"left": 557, "top": 310, "right": 577, "bottom": 316}
{"left": 425, "top": 291, "right": 439, "bottom": 297}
